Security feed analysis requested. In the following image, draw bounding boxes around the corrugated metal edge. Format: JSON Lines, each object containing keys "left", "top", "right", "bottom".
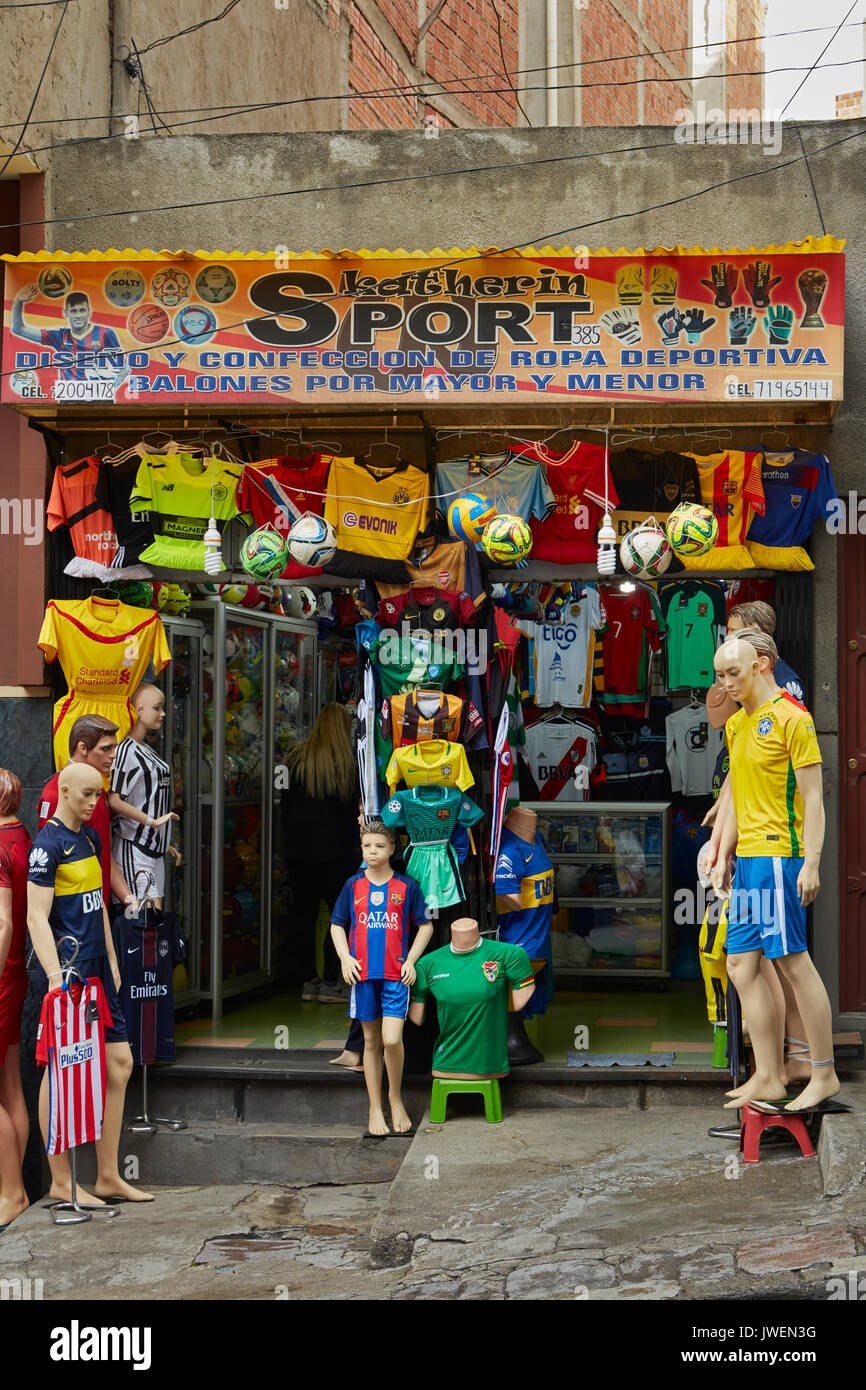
{"left": 0, "top": 237, "right": 846, "bottom": 263}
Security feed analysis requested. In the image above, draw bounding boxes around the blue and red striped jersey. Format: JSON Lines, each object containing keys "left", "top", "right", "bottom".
{"left": 331, "top": 871, "right": 430, "bottom": 981}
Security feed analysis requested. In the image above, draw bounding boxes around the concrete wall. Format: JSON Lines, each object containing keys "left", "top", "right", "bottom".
{"left": 14, "top": 120, "right": 866, "bottom": 1018}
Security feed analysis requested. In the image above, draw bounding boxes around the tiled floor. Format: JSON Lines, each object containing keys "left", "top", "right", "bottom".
{"left": 176, "top": 981, "right": 719, "bottom": 1066}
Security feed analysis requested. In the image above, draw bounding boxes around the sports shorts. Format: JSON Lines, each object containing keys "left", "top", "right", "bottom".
{"left": 726, "top": 856, "right": 807, "bottom": 960}
{"left": 349, "top": 978, "right": 410, "bottom": 1021}
{"left": 35, "top": 953, "right": 129, "bottom": 1044}
{"left": 113, "top": 838, "right": 165, "bottom": 901}
{"left": 0, "top": 962, "right": 28, "bottom": 1064}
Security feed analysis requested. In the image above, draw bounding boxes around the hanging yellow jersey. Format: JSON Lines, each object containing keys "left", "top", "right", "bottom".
{"left": 699, "top": 896, "right": 728, "bottom": 1024}
{"left": 323, "top": 457, "right": 430, "bottom": 560}
{"left": 385, "top": 740, "right": 474, "bottom": 795}
{"left": 131, "top": 453, "right": 243, "bottom": 569}
{"left": 726, "top": 694, "right": 821, "bottom": 857}
{"left": 679, "top": 451, "right": 765, "bottom": 571}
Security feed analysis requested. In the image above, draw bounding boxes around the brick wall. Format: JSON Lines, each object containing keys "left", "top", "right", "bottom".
{"left": 837, "top": 91, "right": 864, "bottom": 120}
{"left": 425, "top": 0, "right": 519, "bottom": 127}
{"left": 725, "top": 0, "right": 764, "bottom": 114}
{"left": 349, "top": 3, "right": 416, "bottom": 129}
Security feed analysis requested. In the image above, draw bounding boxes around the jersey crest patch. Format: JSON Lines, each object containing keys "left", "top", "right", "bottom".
{"left": 482, "top": 960, "right": 500, "bottom": 982}
{"left": 758, "top": 717, "right": 773, "bottom": 735}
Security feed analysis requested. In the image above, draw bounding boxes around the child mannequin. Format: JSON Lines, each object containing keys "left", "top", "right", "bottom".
{"left": 330, "top": 822, "right": 432, "bottom": 1135}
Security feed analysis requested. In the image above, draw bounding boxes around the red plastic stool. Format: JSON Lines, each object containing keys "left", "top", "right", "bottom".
{"left": 739, "top": 1104, "right": 817, "bottom": 1163}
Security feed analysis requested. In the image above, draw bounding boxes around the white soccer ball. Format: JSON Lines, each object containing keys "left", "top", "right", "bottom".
{"left": 287, "top": 512, "right": 337, "bottom": 569}
{"left": 619, "top": 521, "right": 672, "bottom": 579}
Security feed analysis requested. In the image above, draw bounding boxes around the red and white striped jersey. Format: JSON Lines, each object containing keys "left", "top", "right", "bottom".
{"left": 36, "top": 979, "right": 110, "bottom": 1154}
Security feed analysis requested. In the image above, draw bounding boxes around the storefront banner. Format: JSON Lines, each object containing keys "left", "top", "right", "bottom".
{"left": 1, "top": 240, "right": 844, "bottom": 407}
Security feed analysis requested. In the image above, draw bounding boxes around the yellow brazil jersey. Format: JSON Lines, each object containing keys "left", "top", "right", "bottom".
{"left": 385, "top": 740, "right": 474, "bottom": 795}
{"left": 680, "top": 451, "right": 765, "bottom": 571}
{"left": 726, "top": 694, "right": 821, "bottom": 857}
{"left": 323, "top": 457, "right": 430, "bottom": 561}
{"left": 38, "top": 596, "right": 171, "bottom": 774}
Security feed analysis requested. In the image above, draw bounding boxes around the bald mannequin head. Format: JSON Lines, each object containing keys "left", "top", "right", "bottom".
{"left": 56, "top": 761, "right": 103, "bottom": 830}
{"left": 130, "top": 683, "right": 167, "bottom": 738}
{"left": 450, "top": 917, "right": 481, "bottom": 952}
{"left": 713, "top": 635, "right": 773, "bottom": 714}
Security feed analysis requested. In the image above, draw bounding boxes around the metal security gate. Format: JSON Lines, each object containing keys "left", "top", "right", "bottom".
{"left": 839, "top": 535, "right": 866, "bottom": 1014}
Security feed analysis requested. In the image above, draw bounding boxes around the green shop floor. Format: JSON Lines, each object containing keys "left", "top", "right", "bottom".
{"left": 175, "top": 980, "right": 717, "bottom": 1067}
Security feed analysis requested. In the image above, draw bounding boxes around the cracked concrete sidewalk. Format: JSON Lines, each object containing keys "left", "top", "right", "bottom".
{"left": 1, "top": 1085, "right": 863, "bottom": 1300}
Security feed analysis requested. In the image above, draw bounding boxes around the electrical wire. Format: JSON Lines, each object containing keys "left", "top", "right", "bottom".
{"left": 0, "top": 0, "right": 69, "bottom": 178}
{"left": 1, "top": 20, "right": 861, "bottom": 134}
{"left": 134, "top": 0, "right": 244, "bottom": 56}
{"left": 489, "top": 0, "right": 530, "bottom": 127}
{"left": 779, "top": 1, "right": 861, "bottom": 119}
{"left": 2, "top": 120, "right": 860, "bottom": 385}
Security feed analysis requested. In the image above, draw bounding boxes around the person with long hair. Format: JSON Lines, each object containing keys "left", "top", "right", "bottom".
{"left": 0, "top": 768, "right": 32, "bottom": 1229}
{"left": 281, "top": 703, "right": 362, "bottom": 1005}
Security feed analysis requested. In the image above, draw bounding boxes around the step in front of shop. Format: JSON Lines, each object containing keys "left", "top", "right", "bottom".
{"left": 74, "top": 1121, "right": 413, "bottom": 1188}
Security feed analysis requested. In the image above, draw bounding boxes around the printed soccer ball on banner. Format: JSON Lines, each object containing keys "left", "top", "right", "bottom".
{"left": 665, "top": 503, "right": 719, "bottom": 557}
{"left": 619, "top": 521, "right": 672, "bottom": 579}
{"left": 447, "top": 491, "right": 496, "bottom": 544}
{"left": 481, "top": 513, "right": 533, "bottom": 566}
{"left": 240, "top": 526, "right": 288, "bottom": 581}
{"left": 287, "top": 513, "right": 337, "bottom": 569}
{"left": 156, "top": 583, "right": 191, "bottom": 616}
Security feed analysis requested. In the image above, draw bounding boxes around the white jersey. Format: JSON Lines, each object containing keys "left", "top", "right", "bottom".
{"left": 522, "top": 718, "right": 599, "bottom": 802}
{"left": 665, "top": 705, "right": 725, "bottom": 797}
{"left": 519, "top": 588, "right": 606, "bottom": 708}
{"left": 110, "top": 736, "right": 172, "bottom": 856}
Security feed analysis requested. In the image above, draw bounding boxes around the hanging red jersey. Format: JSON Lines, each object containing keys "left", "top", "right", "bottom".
{"left": 236, "top": 454, "right": 336, "bottom": 579}
{"left": 36, "top": 978, "right": 111, "bottom": 1154}
{"left": 517, "top": 441, "right": 618, "bottom": 563}
{"left": 724, "top": 577, "right": 776, "bottom": 617}
{"left": 599, "top": 585, "right": 665, "bottom": 697}
{"left": 47, "top": 457, "right": 119, "bottom": 580}
{"left": 681, "top": 451, "right": 765, "bottom": 570}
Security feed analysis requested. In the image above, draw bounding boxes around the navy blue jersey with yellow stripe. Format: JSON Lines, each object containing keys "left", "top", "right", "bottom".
{"left": 494, "top": 827, "right": 554, "bottom": 957}
{"left": 27, "top": 818, "right": 106, "bottom": 959}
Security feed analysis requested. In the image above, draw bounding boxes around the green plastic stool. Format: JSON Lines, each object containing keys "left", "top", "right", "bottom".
{"left": 712, "top": 1025, "right": 728, "bottom": 1068}
{"left": 429, "top": 1078, "right": 502, "bottom": 1123}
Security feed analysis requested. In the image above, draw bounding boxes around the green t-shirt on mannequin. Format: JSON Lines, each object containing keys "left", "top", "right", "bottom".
{"left": 412, "top": 937, "right": 534, "bottom": 1075}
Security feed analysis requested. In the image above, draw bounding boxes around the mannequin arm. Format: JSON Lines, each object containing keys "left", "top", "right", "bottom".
{"left": 27, "top": 882, "right": 63, "bottom": 984}
{"left": 498, "top": 893, "right": 522, "bottom": 912}
{"left": 408, "top": 1000, "right": 426, "bottom": 1026}
{"left": 511, "top": 982, "right": 535, "bottom": 1011}
{"left": 401, "top": 921, "right": 434, "bottom": 984}
{"left": 711, "top": 799, "right": 739, "bottom": 901}
{"left": 107, "top": 791, "right": 177, "bottom": 829}
{"left": 794, "top": 763, "right": 824, "bottom": 906}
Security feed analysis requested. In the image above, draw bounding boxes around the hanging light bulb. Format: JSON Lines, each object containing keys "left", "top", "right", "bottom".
{"left": 597, "top": 512, "right": 617, "bottom": 576}
{"left": 202, "top": 518, "right": 224, "bottom": 575}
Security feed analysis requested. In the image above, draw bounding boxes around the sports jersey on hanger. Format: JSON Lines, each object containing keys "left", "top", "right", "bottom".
{"left": 385, "top": 739, "right": 475, "bottom": 795}
{"left": 513, "top": 440, "right": 616, "bottom": 564}
{"left": 665, "top": 705, "right": 725, "bottom": 797}
{"left": 660, "top": 581, "right": 726, "bottom": 690}
{"left": 323, "top": 457, "right": 430, "bottom": 561}
{"left": 384, "top": 689, "right": 484, "bottom": 750}
{"left": 95, "top": 457, "right": 156, "bottom": 570}
{"left": 376, "top": 536, "right": 485, "bottom": 607}
{"left": 489, "top": 703, "right": 515, "bottom": 880}
{"left": 47, "top": 457, "right": 126, "bottom": 581}
{"left": 356, "top": 663, "right": 380, "bottom": 819}
{"left": 521, "top": 717, "right": 601, "bottom": 802}
{"left": 726, "top": 693, "right": 821, "bottom": 857}
{"left": 598, "top": 585, "right": 665, "bottom": 700}
{"left": 36, "top": 977, "right": 111, "bottom": 1154}
{"left": 679, "top": 451, "right": 765, "bottom": 570}
{"left": 376, "top": 587, "right": 478, "bottom": 632}
{"left": 601, "top": 728, "right": 670, "bottom": 801}
{"left": 371, "top": 629, "right": 464, "bottom": 700}
{"left": 494, "top": 828, "right": 554, "bottom": 958}
{"left": 38, "top": 597, "right": 171, "bottom": 772}
{"left": 131, "top": 454, "right": 243, "bottom": 569}
{"left": 433, "top": 453, "right": 554, "bottom": 534}
{"left": 27, "top": 818, "right": 106, "bottom": 960}
{"left": 611, "top": 448, "right": 700, "bottom": 573}
{"left": 381, "top": 785, "right": 484, "bottom": 909}
{"left": 411, "top": 938, "right": 535, "bottom": 1076}
{"left": 724, "top": 577, "right": 775, "bottom": 616}
{"left": 236, "top": 454, "right": 336, "bottom": 579}
{"left": 114, "top": 910, "right": 186, "bottom": 1065}
{"left": 110, "top": 736, "right": 172, "bottom": 858}
{"left": 518, "top": 587, "right": 607, "bottom": 708}
{"left": 746, "top": 449, "right": 838, "bottom": 571}
{"left": 331, "top": 871, "right": 430, "bottom": 982}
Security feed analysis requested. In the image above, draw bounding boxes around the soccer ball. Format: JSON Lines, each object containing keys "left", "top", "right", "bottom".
{"left": 481, "top": 513, "right": 533, "bottom": 566}
{"left": 156, "top": 582, "right": 190, "bottom": 615}
{"left": 287, "top": 513, "right": 336, "bottom": 569}
{"left": 447, "top": 491, "right": 496, "bottom": 544}
{"left": 665, "top": 503, "right": 719, "bottom": 557}
{"left": 240, "top": 526, "right": 288, "bottom": 581}
{"left": 218, "top": 583, "right": 249, "bottom": 605}
{"left": 620, "top": 522, "right": 672, "bottom": 579}
{"left": 115, "top": 580, "right": 155, "bottom": 608}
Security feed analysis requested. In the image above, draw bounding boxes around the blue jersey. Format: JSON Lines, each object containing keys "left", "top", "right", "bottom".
{"left": 747, "top": 450, "right": 837, "bottom": 551}
{"left": 113, "top": 911, "right": 186, "bottom": 1064}
{"left": 433, "top": 454, "right": 554, "bottom": 542}
{"left": 41, "top": 325, "right": 122, "bottom": 381}
{"left": 494, "top": 828, "right": 554, "bottom": 958}
{"left": 27, "top": 818, "right": 106, "bottom": 959}
{"left": 773, "top": 659, "right": 804, "bottom": 704}
{"left": 331, "top": 871, "right": 429, "bottom": 982}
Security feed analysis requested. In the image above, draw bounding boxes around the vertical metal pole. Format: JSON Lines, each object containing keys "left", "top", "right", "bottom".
{"left": 210, "top": 601, "right": 226, "bottom": 1021}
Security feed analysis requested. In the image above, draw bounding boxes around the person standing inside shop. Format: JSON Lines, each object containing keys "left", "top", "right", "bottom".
{"left": 281, "top": 703, "right": 362, "bottom": 1019}
{"left": 0, "top": 769, "right": 31, "bottom": 1230}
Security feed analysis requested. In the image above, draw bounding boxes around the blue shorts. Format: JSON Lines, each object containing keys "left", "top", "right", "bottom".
{"left": 349, "top": 978, "right": 410, "bottom": 1022}
{"left": 726, "top": 857, "right": 807, "bottom": 960}
{"left": 36, "top": 954, "right": 129, "bottom": 1045}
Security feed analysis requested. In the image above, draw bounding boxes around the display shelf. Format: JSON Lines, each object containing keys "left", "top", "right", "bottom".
{"left": 549, "top": 852, "right": 663, "bottom": 863}
{"left": 558, "top": 896, "right": 663, "bottom": 907}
